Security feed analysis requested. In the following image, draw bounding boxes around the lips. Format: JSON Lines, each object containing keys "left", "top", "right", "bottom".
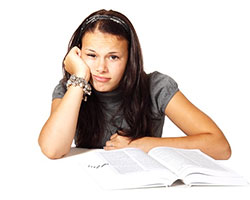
{"left": 92, "top": 75, "right": 111, "bottom": 83}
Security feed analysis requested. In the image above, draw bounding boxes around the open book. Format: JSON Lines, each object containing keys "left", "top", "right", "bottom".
{"left": 81, "top": 147, "right": 248, "bottom": 189}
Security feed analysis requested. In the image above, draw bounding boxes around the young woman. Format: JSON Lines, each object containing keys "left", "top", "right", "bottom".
{"left": 38, "top": 9, "right": 231, "bottom": 160}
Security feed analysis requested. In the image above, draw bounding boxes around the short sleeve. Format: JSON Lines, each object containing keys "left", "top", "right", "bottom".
{"left": 52, "top": 79, "right": 67, "bottom": 100}
{"left": 149, "top": 71, "right": 179, "bottom": 116}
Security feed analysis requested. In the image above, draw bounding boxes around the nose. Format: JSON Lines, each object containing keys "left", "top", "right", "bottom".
{"left": 96, "top": 58, "right": 108, "bottom": 73}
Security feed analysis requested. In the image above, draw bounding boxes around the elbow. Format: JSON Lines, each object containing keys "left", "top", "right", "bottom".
{"left": 39, "top": 143, "right": 65, "bottom": 160}
{"left": 215, "top": 140, "right": 232, "bottom": 160}
{"left": 41, "top": 148, "right": 65, "bottom": 160}
{"left": 38, "top": 137, "right": 68, "bottom": 160}
{"left": 222, "top": 143, "right": 232, "bottom": 160}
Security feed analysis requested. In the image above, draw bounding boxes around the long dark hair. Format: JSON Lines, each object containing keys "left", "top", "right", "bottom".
{"left": 62, "top": 9, "right": 153, "bottom": 148}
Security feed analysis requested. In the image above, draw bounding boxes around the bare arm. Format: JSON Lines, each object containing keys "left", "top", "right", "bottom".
{"left": 38, "top": 87, "right": 83, "bottom": 159}
{"left": 38, "top": 47, "right": 90, "bottom": 159}
{"left": 162, "top": 91, "right": 231, "bottom": 159}
{"left": 105, "top": 91, "right": 231, "bottom": 160}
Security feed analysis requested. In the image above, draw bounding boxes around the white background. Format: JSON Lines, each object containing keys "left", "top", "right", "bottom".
{"left": 0, "top": 0, "right": 249, "bottom": 199}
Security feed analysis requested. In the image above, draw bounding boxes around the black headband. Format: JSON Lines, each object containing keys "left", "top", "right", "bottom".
{"left": 80, "top": 14, "right": 130, "bottom": 33}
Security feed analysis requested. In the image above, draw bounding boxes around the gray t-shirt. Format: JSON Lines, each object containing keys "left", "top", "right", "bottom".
{"left": 52, "top": 71, "right": 179, "bottom": 147}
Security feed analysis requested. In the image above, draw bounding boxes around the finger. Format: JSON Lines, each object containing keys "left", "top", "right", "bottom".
{"left": 110, "top": 133, "right": 118, "bottom": 140}
{"left": 76, "top": 48, "right": 81, "bottom": 56}
{"left": 103, "top": 146, "right": 116, "bottom": 151}
{"left": 105, "top": 140, "right": 114, "bottom": 147}
{"left": 72, "top": 46, "right": 81, "bottom": 53}
{"left": 117, "top": 130, "right": 126, "bottom": 136}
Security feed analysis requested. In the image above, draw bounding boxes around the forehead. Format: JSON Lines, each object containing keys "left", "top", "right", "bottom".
{"left": 81, "top": 30, "right": 128, "bottom": 52}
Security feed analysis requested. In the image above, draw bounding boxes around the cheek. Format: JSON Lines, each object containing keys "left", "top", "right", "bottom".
{"left": 110, "top": 63, "right": 126, "bottom": 81}
{"left": 83, "top": 58, "right": 95, "bottom": 71}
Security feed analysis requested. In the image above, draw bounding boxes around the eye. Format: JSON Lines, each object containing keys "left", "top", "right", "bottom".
{"left": 87, "top": 54, "right": 96, "bottom": 58}
{"left": 109, "top": 55, "right": 119, "bottom": 60}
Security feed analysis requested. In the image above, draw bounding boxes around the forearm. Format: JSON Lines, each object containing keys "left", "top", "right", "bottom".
{"left": 132, "top": 133, "right": 231, "bottom": 160}
{"left": 39, "top": 86, "right": 83, "bottom": 159}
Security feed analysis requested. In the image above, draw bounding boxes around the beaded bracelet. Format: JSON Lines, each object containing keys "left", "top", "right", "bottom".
{"left": 66, "top": 74, "right": 92, "bottom": 101}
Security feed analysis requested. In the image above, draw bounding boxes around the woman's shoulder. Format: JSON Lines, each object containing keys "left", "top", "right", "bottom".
{"left": 147, "top": 71, "right": 179, "bottom": 115}
{"left": 52, "top": 79, "right": 67, "bottom": 100}
{"left": 148, "top": 71, "right": 178, "bottom": 90}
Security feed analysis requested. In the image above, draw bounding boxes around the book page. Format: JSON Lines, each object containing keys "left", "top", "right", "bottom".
{"left": 98, "top": 148, "right": 169, "bottom": 174}
{"left": 149, "top": 147, "right": 235, "bottom": 177}
{"left": 81, "top": 148, "right": 178, "bottom": 189}
{"left": 80, "top": 148, "right": 247, "bottom": 188}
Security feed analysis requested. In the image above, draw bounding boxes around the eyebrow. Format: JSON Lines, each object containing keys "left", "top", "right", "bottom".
{"left": 85, "top": 48, "right": 120, "bottom": 54}
{"left": 85, "top": 49, "right": 96, "bottom": 52}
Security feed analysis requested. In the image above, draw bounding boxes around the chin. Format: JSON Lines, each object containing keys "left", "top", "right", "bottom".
{"left": 91, "top": 81, "right": 117, "bottom": 93}
{"left": 93, "top": 85, "right": 111, "bottom": 92}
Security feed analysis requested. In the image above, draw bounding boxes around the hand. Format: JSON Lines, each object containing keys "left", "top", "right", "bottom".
{"left": 64, "top": 46, "right": 90, "bottom": 82}
{"left": 104, "top": 132, "right": 155, "bottom": 153}
{"left": 104, "top": 132, "right": 133, "bottom": 150}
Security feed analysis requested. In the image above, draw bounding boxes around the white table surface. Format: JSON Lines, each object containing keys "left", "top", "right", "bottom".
{"left": 2, "top": 146, "right": 249, "bottom": 200}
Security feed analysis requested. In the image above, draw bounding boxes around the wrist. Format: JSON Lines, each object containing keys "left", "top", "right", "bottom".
{"left": 75, "top": 68, "right": 90, "bottom": 82}
{"left": 74, "top": 73, "right": 89, "bottom": 82}
{"left": 131, "top": 137, "right": 155, "bottom": 153}
{"left": 66, "top": 74, "right": 92, "bottom": 101}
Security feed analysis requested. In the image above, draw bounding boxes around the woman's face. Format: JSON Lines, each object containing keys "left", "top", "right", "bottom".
{"left": 81, "top": 29, "right": 128, "bottom": 92}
